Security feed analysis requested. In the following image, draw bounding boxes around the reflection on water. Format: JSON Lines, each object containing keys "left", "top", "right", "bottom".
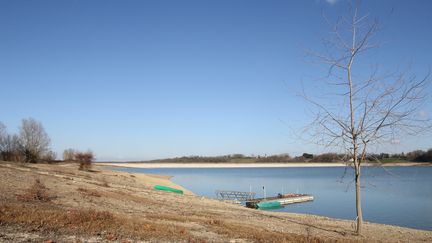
{"left": 115, "top": 166, "right": 432, "bottom": 231}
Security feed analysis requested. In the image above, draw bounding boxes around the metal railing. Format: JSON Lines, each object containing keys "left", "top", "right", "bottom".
{"left": 215, "top": 190, "right": 256, "bottom": 202}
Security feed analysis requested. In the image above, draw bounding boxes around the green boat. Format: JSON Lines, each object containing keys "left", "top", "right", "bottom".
{"left": 256, "top": 201, "right": 282, "bottom": 209}
{"left": 154, "top": 185, "right": 184, "bottom": 194}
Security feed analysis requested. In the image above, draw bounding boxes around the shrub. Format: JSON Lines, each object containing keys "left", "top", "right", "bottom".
{"left": 76, "top": 151, "right": 94, "bottom": 171}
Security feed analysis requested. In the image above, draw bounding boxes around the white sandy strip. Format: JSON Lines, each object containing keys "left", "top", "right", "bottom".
{"left": 98, "top": 162, "right": 348, "bottom": 169}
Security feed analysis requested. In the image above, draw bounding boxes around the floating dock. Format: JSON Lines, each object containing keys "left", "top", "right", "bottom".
{"left": 246, "top": 193, "right": 314, "bottom": 209}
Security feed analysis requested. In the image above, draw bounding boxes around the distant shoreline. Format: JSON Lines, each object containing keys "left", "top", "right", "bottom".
{"left": 97, "top": 162, "right": 431, "bottom": 169}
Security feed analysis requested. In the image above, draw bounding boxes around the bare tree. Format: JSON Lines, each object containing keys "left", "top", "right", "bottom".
{"left": 304, "top": 3, "right": 431, "bottom": 234}
{"left": 18, "top": 118, "right": 51, "bottom": 163}
{"left": 0, "top": 122, "right": 20, "bottom": 162}
{"left": 63, "top": 148, "right": 76, "bottom": 161}
{"left": 0, "top": 122, "right": 6, "bottom": 160}
{"left": 42, "top": 150, "right": 57, "bottom": 162}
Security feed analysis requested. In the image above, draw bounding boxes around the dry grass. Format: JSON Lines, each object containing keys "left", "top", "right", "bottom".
{"left": 207, "top": 221, "right": 353, "bottom": 243}
{"left": 16, "top": 179, "right": 51, "bottom": 202}
{"left": 77, "top": 187, "right": 101, "bottom": 197}
{"left": 0, "top": 203, "right": 194, "bottom": 241}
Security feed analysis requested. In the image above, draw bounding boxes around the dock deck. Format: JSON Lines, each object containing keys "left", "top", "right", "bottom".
{"left": 245, "top": 193, "right": 314, "bottom": 209}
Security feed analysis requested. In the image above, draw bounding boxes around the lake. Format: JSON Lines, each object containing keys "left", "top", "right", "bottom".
{"left": 113, "top": 166, "right": 432, "bottom": 231}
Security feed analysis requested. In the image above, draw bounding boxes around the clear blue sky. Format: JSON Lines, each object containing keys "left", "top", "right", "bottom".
{"left": 1, "top": 0, "right": 431, "bottom": 161}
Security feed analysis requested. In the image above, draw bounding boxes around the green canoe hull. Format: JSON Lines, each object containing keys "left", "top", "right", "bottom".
{"left": 154, "top": 185, "right": 184, "bottom": 194}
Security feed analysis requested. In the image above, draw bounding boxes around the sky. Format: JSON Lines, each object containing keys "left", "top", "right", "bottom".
{"left": 1, "top": 0, "right": 431, "bottom": 161}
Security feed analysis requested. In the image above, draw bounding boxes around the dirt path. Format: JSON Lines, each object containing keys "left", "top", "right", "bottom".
{"left": 0, "top": 161, "right": 430, "bottom": 242}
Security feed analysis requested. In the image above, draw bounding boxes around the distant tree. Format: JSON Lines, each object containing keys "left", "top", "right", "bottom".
{"left": 406, "top": 150, "right": 424, "bottom": 161}
{"left": 63, "top": 148, "right": 76, "bottom": 161}
{"left": 311, "top": 153, "right": 340, "bottom": 162}
{"left": 18, "top": 118, "right": 51, "bottom": 163}
{"left": 0, "top": 122, "right": 21, "bottom": 162}
{"left": 232, "top": 154, "right": 245, "bottom": 159}
{"left": 42, "top": 150, "right": 57, "bottom": 162}
{"left": 0, "top": 122, "right": 6, "bottom": 159}
{"left": 256, "top": 153, "right": 292, "bottom": 162}
{"left": 2, "top": 135, "right": 21, "bottom": 161}
{"left": 406, "top": 149, "right": 432, "bottom": 162}
{"left": 302, "top": 153, "right": 313, "bottom": 159}
{"left": 0, "top": 122, "right": 7, "bottom": 161}
{"left": 0, "top": 122, "right": 5, "bottom": 140}
{"left": 291, "top": 156, "right": 306, "bottom": 162}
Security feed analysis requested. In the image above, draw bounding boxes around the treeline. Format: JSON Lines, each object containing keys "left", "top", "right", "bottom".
{"left": 300, "top": 150, "right": 432, "bottom": 163}
{"left": 0, "top": 118, "right": 95, "bottom": 170}
{"left": 148, "top": 150, "right": 432, "bottom": 163}
{"left": 402, "top": 150, "right": 432, "bottom": 162}
{"left": 63, "top": 148, "right": 94, "bottom": 170}
{"left": 0, "top": 118, "right": 55, "bottom": 163}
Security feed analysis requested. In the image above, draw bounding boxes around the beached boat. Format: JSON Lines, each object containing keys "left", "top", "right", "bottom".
{"left": 154, "top": 185, "right": 184, "bottom": 194}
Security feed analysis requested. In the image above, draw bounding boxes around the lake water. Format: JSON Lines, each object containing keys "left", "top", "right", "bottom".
{"left": 114, "top": 166, "right": 432, "bottom": 231}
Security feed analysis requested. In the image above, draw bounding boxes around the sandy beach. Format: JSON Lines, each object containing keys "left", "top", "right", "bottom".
{"left": 97, "top": 162, "right": 431, "bottom": 169}
{"left": 98, "top": 162, "right": 347, "bottom": 168}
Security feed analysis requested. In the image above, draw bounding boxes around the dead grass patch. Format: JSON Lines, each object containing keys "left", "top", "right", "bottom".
{"left": 146, "top": 212, "right": 189, "bottom": 223}
{"left": 112, "top": 190, "right": 156, "bottom": 205}
{"left": 0, "top": 203, "right": 194, "bottom": 241}
{"left": 77, "top": 187, "right": 101, "bottom": 197}
{"left": 207, "top": 221, "right": 354, "bottom": 243}
{"left": 207, "top": 219, "right": 222, "bottom": 226}
{"left": 16, "top": 179, "right": 51, "bottom": 202}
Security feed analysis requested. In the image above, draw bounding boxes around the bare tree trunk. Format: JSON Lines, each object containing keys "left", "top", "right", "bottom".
{"left": 355, "top": 163, "right": 363, "bottom": 234}
{"left": 353, "top": 142, "right": 363, "bottom": 234}
{"left": 348, "top": 18, "right": 363, "bottom": 234}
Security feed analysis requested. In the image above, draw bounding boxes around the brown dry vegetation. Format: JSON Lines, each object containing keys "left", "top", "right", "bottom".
{"left": 0, "top": 161, "right": 431, "bottom": 242}
{"left": 16, "top": 179, "right": 51, "bottom": 202}
{"left": 77, "top": 187, "right": 101, "bottom": 197}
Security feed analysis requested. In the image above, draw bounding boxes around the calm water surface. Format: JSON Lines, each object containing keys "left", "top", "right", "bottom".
{"left": 115, "top": 166, "right": 432, "bottom": 231}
